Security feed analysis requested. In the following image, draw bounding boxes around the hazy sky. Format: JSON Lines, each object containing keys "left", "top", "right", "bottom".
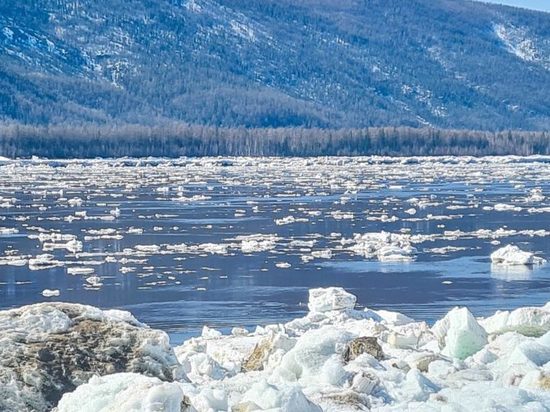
{"left": 481, "top": 0, "right": 550, "bottom": 12}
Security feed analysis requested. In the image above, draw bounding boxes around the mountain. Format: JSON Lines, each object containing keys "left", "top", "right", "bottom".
{"left": 1, "top": 0, "right": 549, "bottom": 130}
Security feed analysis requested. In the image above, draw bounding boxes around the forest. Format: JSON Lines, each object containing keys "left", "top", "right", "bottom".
{"left": 1, "top": 123, "right": 548, "bottom": 158}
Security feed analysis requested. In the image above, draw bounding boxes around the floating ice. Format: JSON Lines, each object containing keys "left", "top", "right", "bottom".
{"left": 85, "top": 276, "right": 103, "bottom": 287}
{"left": 310, "top": 249, "right": 332, "bottom": 259}
{"left": 307, "top": 287, "right": 356, "bottom": 313}
{"left": 41, "top": 289, "right": 60, "bottom": 297}
{"left": 0, "top": 255, "right": 28, "bottom": 266}
{"left": 28, "top": 253, "right": 63, "bottom": 270}
{"left": 43, "top": 238, "right": 83, "bottom": 253}
{"left": 67, "top": 267, "right": 95, "bottom": 275}
{"left": 349, "top": 232, "right": 417, "bottom": 262}
{"left": 330, "top": 210, "right": 354, "bottom": 220}
{"left": 135, "top": 244, "right": 162, "bottom": 253}
{"left": 525, "top": 188, "right": 545, "bottom": 203}
{"left": 491, "top": 245, "right": 546, "bottom": 266}
{"left": 275, "top": 216, "right": 296, "bottom": 225}
{"left": 67, "top": 197, "right": 83, "bottom": 207}
{"left": 237, "top": 234, "right": 279, "bottom": 253}
{"left": 1, "top": 156, "right": 550, "bottom": 410}
{"left": 494, "top": 203, "right": 522, "bottom": 212}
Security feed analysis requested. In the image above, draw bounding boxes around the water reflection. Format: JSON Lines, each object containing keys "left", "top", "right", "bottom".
{"left": 491, "top": 263, "right": 534, "bottom": 282}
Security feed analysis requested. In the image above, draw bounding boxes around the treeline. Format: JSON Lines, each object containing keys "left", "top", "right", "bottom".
{"left": 0, "top": 122, "right": 548, "bottom": 158}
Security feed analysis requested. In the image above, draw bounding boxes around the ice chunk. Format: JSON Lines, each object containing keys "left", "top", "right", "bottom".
{"left": 41, "top": 289, "right": 60, "bottom": 297}
{"left": 67, "top": 197, "right": 83, "bottom": 207}
{"left": 239, "top": 380, "right": 321, "bottom": 411}
{"left": 494, "top": 203, "right": 522, "bottom": 212}
{"left": 28, "top": 253, "right": 63, "bottom": 270}
{"left": 375, "top": 309, "right": 415, "bottom": 326}
{"left": 490, "top": 245, "right": 546, "bottom": 266}
{"left": 42, "top": 238, "right": 83, "bottom": 253}
{"left": 308, "top": 287, "right": 357, "bottom": 313}
{"left": 417, "top": 381, "right": 550, "bottom": 411}
{"left": 393, "top": 369, "right": 440, "bottom": 403}
{"left": 191, "top": 388, "right": 227, "bottom": 411}
{"left": 480, "top": 306, "right": 550, "bottom": 336}
{"left": 67, "top": 267, "right": 95, "bottom": 276}
{"left": 432, "top": 307, "right": 488, "bottom": 359}
{"left": 201, "top": 325, "right": 222, "bottom": 339}
{"left": 135, "top": 244, "right": 161, "bottom": 253}
{"left": 275, "top": 216, "right": 296, "bottom": 225}
{"left": 310, "top": 249, "right": 332, "bottom": 259}
{"left": 388, "top": 332, "right": 419, "bottom": 349}
{"left": 275, "top": 326, "right": 352, "bottom": 386}
{"left": 525, "top": 188, "right": 545, "bottom": 202}
{"left": 349, "top": 232, "right": 417, "bottom": 262}
{"left": 237, "top": 234, "right": 279, "bottom": 253}
{"left": 56, "top": 373, "right": 189, "bottom": 412}
{"left": 0, "top": 302, "right": 182, "bottom": 411}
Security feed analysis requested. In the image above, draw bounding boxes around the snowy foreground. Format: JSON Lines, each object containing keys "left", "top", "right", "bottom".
{"left": 3, "top": 288, "right": 550, "bottom": 411}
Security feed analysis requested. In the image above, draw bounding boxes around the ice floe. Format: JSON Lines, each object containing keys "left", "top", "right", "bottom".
{"left": 491, "top": 245, "right": 547, "bottom": 266}
{"left": 237, "top": 234, "right": 279, "bottom": 253}
{"left": 41, "top": 289, "right": 60, "bottom": 297}
{"left": 1, "top": 157, "right": 550, "bottom": 296}
{"left": 348, "top": 232, "right": 417, "bottom": 262}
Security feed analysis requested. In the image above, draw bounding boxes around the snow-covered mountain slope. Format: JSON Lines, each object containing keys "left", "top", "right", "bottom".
{"left": 0, "top": 0, "right": 549, "bottom": 130}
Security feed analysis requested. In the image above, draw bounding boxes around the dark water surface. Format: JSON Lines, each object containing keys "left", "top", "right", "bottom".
{"left": 0, "top": 157, "right": 549, "bottom": 343}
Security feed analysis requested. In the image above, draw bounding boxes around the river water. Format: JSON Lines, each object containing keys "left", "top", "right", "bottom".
{"left": 0, "top": 156, "right": 549, "bottom": 343}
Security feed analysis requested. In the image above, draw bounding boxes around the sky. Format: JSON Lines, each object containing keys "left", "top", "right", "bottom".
{"left": 481, "top": 0, "right": 550, "bottom": 12}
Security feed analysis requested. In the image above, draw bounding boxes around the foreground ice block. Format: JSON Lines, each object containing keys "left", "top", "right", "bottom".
{"left": 4, "top": 287, "right": 550, "bottom": 411}
{"left": 481, "top": 304, "right": 550, "bottom": 336}
{"left": 432, "top": 307, "right": 488, "bottom": 359}
{"left": 238, "top": 380, "right": 321, "bottom": 412}
{"left": 56, "top": 373, "right": 190, "bottom": 412}
{"left": 0, "top": 303, "right": 183, "bottom": 412}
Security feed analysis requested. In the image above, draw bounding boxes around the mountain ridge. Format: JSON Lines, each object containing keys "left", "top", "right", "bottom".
{"left": 1, "top": 0, "right": 549, "bottom": 130}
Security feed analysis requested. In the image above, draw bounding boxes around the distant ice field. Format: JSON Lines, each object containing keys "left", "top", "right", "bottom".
{"left": 0, "top": 156, "right": 548, "bottom": 343}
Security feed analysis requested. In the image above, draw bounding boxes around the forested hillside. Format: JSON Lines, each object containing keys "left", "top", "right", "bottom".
{"left": 1, "top": 0, "right": 549, "bottom": 130}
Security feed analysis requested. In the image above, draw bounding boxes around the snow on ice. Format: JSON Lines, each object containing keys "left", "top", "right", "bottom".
{"left": 3, "top": 288, "right": 550, "bottom": 411}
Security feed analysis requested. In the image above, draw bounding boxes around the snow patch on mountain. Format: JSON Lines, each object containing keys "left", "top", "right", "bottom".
{"left": 494, "top": 23, "right": 550, "bottom": 70}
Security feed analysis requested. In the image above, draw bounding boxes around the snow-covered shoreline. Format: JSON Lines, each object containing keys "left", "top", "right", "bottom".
{"left": 2, "top": 287, "right": 550, "bottom": 411}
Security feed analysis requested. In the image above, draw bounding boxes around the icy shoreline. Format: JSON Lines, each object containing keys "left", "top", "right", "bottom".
{"left": 2, "top": 288, "right": 550, "bottom": 411}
